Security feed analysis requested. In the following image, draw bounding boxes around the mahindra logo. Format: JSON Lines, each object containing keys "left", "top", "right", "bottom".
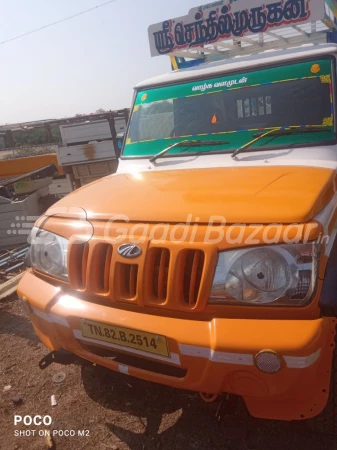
{"left": 117, "top": 244, "right": 142, "bottom": 258}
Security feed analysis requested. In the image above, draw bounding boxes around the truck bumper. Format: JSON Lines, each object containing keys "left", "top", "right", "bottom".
{"left": 18, "top": 271, "right": 336, "bottom": 421}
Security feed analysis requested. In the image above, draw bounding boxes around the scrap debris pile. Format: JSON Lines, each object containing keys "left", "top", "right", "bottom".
{"left": 3, "top": 146, "right": 56, "bottom": 160}
{"left": 0, "top": 245, "right": 29, "bottom": 284}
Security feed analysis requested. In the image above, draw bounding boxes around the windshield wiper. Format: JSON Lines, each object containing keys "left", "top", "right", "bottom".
{"left": 149, "top": 139, "right": 229, "bottom": 163}
{"left": 232, "top": 126, "right": 332, "bottom": 158}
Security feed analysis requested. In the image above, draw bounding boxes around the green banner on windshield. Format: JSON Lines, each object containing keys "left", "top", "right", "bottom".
{"left": 134, "top": 59, "right": 331, "bottom": 106}
{"left": 124, "top": 58, "right": 334, "bottom": 158}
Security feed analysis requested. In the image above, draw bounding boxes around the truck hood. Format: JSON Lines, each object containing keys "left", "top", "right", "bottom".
{"left": 53, "top": 166, "right": 336, "bottom": 224}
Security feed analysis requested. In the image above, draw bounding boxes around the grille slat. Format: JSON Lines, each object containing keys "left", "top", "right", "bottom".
{"left": 81, "top": 244, "right": 89, "bottom": 288}
{"left": 158, "top": 250, "right": 168, "bottom": 299}
{"left": 103, "top": 245, "right": 113, "bottom": 292}
{"left": 151, "top": 248, "right": 170, "bottom": 302}
{"left": 116, "top": 263, "right": 138, "bottom": 300}
{"left": 69, "top": 241, "right": 89, "bottom": 290}
{"left": 182, "top": 249, "right": 205, "bottom": 308}
{"left": 126, "top": 264, "right": 138, "bottom": 297}
{"left": 189, "top": 250, "right": 201, "bottom": 306}
{"left": 92, "top": 244, "right": 113, "bottom": 294}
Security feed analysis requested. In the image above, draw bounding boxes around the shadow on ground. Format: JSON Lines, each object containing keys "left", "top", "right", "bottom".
{"left": 0, "top": 296, "right": 39, "bottom": 345}
{"left": 81, "top": 364, "right": 334, "bottom": 450}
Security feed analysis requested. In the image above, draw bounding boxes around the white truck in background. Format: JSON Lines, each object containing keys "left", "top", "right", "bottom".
{"left": 55, "top": 114, "right": 127, "bottom": 192}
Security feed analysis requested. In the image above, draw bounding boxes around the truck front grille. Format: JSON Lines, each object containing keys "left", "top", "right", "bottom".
{"left": 68, "top": 239, "right": 208, "bottom": 312}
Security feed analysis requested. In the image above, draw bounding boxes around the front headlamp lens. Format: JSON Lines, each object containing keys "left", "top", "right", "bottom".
{"left": 226, "top": 248, "right": 291, "bottom": 304}
{"left": 210, "top": 243, "right": 317, "bottom": 306}
{"left": 30, "top": 228, "right": 68, "bottom": 280}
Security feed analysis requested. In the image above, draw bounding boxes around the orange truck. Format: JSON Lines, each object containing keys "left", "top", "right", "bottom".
{"left": 18, "top": 0, "right": 337, "bottom": 436}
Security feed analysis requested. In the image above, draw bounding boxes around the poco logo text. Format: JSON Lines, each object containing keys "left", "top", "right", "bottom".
{"left": 14, "top": 415, "right": 52, "bottom": 426}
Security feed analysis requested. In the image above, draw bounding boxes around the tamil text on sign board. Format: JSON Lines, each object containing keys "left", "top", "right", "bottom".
{"left": 148, "top": 0, "right": 328, "bottom": 57}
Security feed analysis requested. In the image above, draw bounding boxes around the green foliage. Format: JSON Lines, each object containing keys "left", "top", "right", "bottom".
{"left": 13, "top": 126, "right": 61, "bottom": 146}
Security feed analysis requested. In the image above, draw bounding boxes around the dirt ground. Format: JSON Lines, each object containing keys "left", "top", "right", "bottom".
{"left": 0, "top": 295, "right": 335, "bottom": 450}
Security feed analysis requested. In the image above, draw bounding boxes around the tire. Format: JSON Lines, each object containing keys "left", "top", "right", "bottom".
{"left": 306, "top": 329, "right": 337, "bottom": 437}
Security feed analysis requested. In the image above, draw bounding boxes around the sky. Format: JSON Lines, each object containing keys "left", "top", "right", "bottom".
{"left": 0, "top": 0, "right": 199, "bottom": 124}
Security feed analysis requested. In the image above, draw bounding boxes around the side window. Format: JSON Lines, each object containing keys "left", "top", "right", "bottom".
{"left": 237, "top": 99, "right": 244, "bottom": 118}
{"left": 265, "top": 96, "right": 272, "bottom": 115}
{"left": 237, "top": 96, "right": 272, "bottom": 118}
{"left": 138, "top": 100, "right": 174, "bottom": 140}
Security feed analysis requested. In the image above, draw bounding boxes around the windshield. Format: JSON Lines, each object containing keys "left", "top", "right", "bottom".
{"left": 123, "top": 58, "right": 336, "bottom": 158}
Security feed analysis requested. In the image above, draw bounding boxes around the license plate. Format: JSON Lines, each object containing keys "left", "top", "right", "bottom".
{"left": 80, "top": 319, "right": 170, "bottom": 357}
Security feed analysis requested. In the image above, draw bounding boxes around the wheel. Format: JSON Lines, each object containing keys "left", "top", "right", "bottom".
{"left": 306, "top": 328, "right": 337, "bottom": 437}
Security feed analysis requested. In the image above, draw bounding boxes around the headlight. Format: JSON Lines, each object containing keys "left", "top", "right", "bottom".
{"left": 30, "top": 227, "right": 68, "bottom": 280}
{"left": 210, "top": 243, "right": 318, "bottom": 306}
